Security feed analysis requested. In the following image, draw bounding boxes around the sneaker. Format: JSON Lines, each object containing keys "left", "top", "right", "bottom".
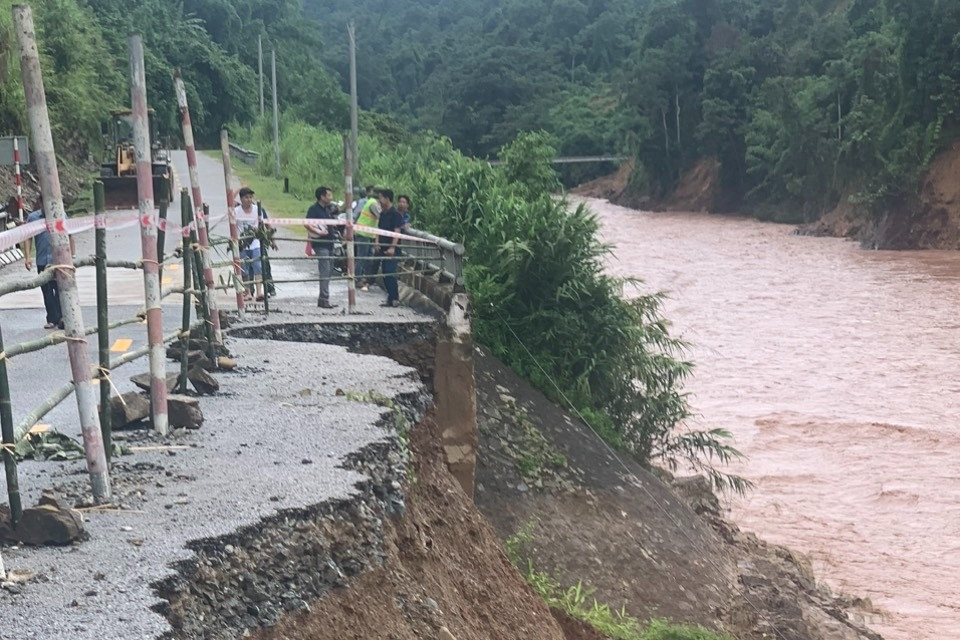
{"left": 318, "top": 301, "right": 338, "bottom": 309}
{"left": 360, "top": 285, "right": 369, "bottom": 292}
{"left": 379, "top": 300, "right": 400, "bottom": 308}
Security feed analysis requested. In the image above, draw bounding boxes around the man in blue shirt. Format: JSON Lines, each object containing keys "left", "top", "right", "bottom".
{"left": 21, "top": 206, "right": 73, "bottom": 329}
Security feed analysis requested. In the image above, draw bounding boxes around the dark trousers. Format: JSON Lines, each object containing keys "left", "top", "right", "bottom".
{"left": 380, "top": 255, "right": 399, "bottom": 302}
{"left": 38, "top": 264, "right": 62, "bottom": 325}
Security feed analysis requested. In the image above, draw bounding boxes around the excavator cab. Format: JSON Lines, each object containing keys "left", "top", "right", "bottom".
{"left": 100, "top": 109, "right": 173, "bottom": 209}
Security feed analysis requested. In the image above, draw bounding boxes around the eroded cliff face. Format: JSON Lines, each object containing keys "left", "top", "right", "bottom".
{"left": 472, "top": 351, "right": 883, "bottom": 640}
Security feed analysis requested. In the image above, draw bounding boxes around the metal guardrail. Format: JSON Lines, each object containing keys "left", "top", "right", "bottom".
{"left": 402, "top": 228, "right": 465, "bottom": 290}
{"left": 228, "top": 142, "right": 260, "bottom": 166}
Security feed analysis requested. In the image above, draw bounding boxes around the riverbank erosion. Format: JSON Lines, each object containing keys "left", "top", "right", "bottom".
{"left": 0, "top": 307, "right": 883, "bottom": 639}
{"left": 576, "top": 142, "right": 960, "bottom": 251}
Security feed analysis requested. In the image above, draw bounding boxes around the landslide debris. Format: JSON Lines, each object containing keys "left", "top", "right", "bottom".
{"left": 249, "top": 409, "right": 568, "bottom": 640}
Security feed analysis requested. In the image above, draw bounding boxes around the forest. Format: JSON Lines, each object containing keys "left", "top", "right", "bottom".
{"left": 307, "top": 0, "right": 960, "bottom": 220}
{"left": 2, "top": 0, "right": 958, "bottom": 222}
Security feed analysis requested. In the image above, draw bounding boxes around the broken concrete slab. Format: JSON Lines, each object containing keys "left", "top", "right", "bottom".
{"left": 110, "top": 391, "right": 150, "bottom": 428}
{"left": 130, "top": 372, "right": 180, "bottom": 394}
{"left": 0, "top": 492, "right": 85, "bottom": 546}
{"left": 168, "top": 394, "right": 203, "bottom": 429}
{"left": 187, "top": 366, "right": 219, "bottom": 395}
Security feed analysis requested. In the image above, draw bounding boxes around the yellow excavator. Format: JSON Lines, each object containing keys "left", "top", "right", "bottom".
{"left": 100, "top": 108, "right": 173, "bottom": 209}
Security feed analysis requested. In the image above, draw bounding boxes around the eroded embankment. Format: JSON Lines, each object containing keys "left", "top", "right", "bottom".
{"left": 0, "top": 331, "right": 427, "bottom": 640}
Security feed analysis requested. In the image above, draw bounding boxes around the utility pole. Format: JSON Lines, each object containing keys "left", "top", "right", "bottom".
{"left": 348, "top": 21, "right": 359, "bottom": 179}
{"left": 258, "top": 35, "right": 264, "bottom": 118}
{"left": 271, "top": 49, "right": 280, "bottom": 179}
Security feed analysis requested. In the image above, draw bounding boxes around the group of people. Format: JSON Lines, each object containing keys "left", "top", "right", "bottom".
{"left": 304, "top": 185, "right": 410, "bottom": 309}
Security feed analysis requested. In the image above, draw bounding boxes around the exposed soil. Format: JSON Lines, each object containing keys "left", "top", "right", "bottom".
{"left": 840, "top": 140, "right": 960, "bottom": 249}
{"left": 250, "top": 409, "right": 567, "bottom": 640}
{"left": 472, "top": 349, "right": 883, "bottom": 640}
{"left": 659, "top": 157, "right": 721, "bottom": 213}
{"left": 571, "top": 160, "right": 633, "bottom": 203}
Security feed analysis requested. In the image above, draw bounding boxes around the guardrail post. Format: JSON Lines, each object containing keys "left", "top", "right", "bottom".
{"left": 178, "top": 189, "right": 192, "bottom": 392}
{"left": 173, "top": 69, "right": 222, "bottom": 341}
{"left": 0, "top": 323, "right": 23, "bottom": 524}
{"left": 94, "top": 182, "right": 112, "bottom": 460}
{"left": 14, "top": 3, "right": 111, "bottom": 500}
{"left": 219, "top": 129, "right": 245, "bottom": 319}
{"left": 129, "top": 34, "right": 168, "bottom": 436}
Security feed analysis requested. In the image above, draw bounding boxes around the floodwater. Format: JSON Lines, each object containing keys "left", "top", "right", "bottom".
{"left": 586, "top": 197, "right": 960, "bottom": 640}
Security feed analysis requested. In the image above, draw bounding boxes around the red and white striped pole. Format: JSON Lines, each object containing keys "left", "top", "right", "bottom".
{"left": 13, "top": 3, "right": 110, "bottom": 500}
{"left": 219, "top": 129, "right": 245, "bottom": 318}
{"left": 128, "top": 34, "right": 168, "bottom": 436}
{"left": 173, "top": 68, "right": 222, "bottom": 341}
{"left": 12, "top": 136, "right": 23, "bottom": 223}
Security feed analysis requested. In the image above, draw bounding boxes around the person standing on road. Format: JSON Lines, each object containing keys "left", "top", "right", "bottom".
{"left": 354, "top": 186, "right": 381, "bottom": 291}
{"left": 374, "top": 188, "right": 403, "bottom": 308}
{"left": 305, "top": 186, "right": 340, "bottom": 309}
{"left": 21, "top": 203, "right": 74, "bottom": 330}
{"left": 235, "top": 187, "right": 274, "bottom": 301}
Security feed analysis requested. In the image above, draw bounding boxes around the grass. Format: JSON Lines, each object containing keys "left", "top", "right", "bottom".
{"left": 506, "top": 524, "right": 733, "bottom": 640}
{"left": 202, "top": 150, "right": 310, "bottom": 236}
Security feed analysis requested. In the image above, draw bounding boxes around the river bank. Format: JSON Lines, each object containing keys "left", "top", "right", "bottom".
{"left": 583, "top": 196, "right": 960, "bottom": 640}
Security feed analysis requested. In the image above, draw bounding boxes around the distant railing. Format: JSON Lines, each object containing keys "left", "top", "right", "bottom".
{"left": 487, "top": 154, "right": 629, "bottom": 166}
{"left": 228, "top": 142, "right": 260, "bottom": 166}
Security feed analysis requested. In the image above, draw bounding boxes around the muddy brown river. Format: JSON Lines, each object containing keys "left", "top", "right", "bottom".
{"left": 587, "top": 197, "right": 959, "bottom": 640}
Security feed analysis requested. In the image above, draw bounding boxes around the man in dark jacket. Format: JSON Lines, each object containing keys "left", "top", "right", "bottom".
{"left": 304, "top": 186, "right": 340, "bottom": 309}
{"left": 374, "top": 188, "right": 403, "bottom": 308}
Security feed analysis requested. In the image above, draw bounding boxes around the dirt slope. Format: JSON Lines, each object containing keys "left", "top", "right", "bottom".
{"left": 251, "top": 410, "right": 570, "bottom": 640}
{"left": 473, "top": 350, "right": 883, "bottom": 640}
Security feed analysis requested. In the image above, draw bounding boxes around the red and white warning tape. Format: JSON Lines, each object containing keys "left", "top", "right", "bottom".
{"left": 0, "top": 210, "right": 432, "bottom": 254}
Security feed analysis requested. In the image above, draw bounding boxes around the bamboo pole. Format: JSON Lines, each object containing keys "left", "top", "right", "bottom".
{"left": 178, "top": 189, "right": 192, "bottom": 393}
{"left": 5, "top": 316, "right": 143, "bottom": 360}
{"left": 13, "top": 3, "right": 111, "bottom": 500}
{"left": 128, "top": 34, "right": 167, "bottom": 436}
{"left": 156, "top": 177, "right": 169, "bottom": 283}
{"left": 13, "top": 326, "right": 196, "bottom": 442}
{"left": 0, "top": 323, "right": 24, "bottom": 524}
{"left": 94, "top": 182, "right": 111, "bottom": 460}
{"left": 258, "top": 201, "right": 270, "bottom": 316}
{"left": 219, "top": 129, "right": 245, "bottom": 318}
{"left": 343, "top": 135, "right": 356, "bottom": 313}
{"left": 173, "top": 69, "right": 221, "bottom": 342}
{"left": 185, "top": 198, "right": 217, "bottom": 363}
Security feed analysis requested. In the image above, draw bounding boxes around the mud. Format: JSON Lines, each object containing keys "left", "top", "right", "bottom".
{"left": 587, "top": 195, "right": 960, "bottom": 640}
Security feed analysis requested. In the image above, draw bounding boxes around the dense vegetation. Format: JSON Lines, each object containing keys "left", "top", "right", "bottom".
{"left": 0, "top": 0, "right": 345, "bottom": 151}
{"left": 4, "top": 0, "right": 956, "bottom": 221}
{"left": 307, "top": 0, "right": 960, "bottom": 221}
{"left": 236, "top": 121, "right": 746, "bottom": 492}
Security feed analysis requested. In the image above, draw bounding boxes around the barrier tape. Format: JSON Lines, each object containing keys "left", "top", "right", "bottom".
{"left": 0, "top": 210, "right": 432, "bottom": 253}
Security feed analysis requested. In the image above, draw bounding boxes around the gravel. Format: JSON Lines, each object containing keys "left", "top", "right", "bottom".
{"left": 0, "top": 335, "right": 431, "bottom": 639}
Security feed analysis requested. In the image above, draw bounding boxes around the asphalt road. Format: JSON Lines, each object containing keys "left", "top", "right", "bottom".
{"left": 0, "top": 151, "right": 436, "bottom": 637}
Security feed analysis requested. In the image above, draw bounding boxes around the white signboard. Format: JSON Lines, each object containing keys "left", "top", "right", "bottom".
{"left": 0, "top": 136, "right": 30, "bottom": 166}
